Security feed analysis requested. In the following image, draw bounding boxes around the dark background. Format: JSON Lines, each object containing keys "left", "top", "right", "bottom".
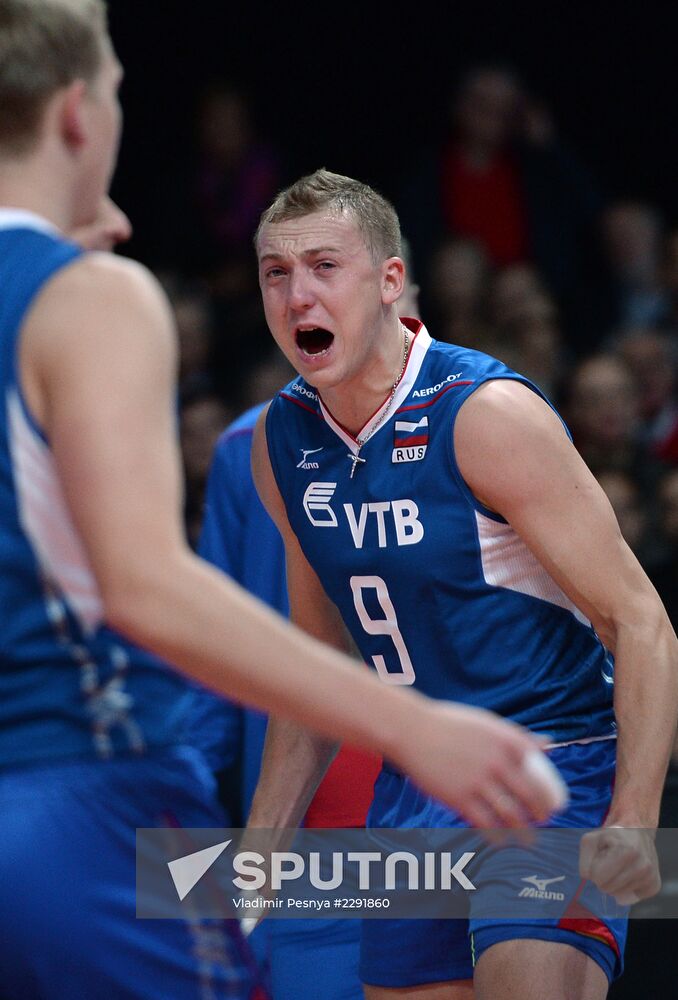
{"left": 108, "top": 0, "right": 678, "bottom": 261}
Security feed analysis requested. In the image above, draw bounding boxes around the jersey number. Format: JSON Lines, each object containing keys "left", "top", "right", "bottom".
{"left": 350, "top": 575, "right": 416, "bottom": 685}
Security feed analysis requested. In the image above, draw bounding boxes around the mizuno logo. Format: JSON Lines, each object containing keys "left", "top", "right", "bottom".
{"left": 303, "top": 482, "right": 338, "bottom": 527}
{"left": 522, "top": 875, "right": 565, "bottom": 892}
{"left": 518, "top": 875, "right": 566, "bottom": 900}
{"left": 297, "top": 447, "right": 323, "bottom": 470}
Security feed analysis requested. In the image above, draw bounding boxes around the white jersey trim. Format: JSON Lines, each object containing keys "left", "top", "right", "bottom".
{"left": 0, "top": 207, "right": 61, "bottom": 236}
{"left": 544, "top": 734, "right": 617, "bottom": 750}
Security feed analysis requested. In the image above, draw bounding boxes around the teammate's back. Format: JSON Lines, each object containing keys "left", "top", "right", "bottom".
{"left": 0, "top": 215, "right": 203, "bottom": 765}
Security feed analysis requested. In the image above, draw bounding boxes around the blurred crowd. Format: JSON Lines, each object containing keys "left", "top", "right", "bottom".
{"left": 140, "top": 71, "right": 677, "bottom": 632}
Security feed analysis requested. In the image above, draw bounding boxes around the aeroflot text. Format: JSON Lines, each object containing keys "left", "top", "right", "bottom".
{"left": 412, "top": 373, "right": 464, "bottom": 398}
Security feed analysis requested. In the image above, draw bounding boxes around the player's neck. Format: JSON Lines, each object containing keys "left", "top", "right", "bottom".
{"left": 0, "top": 158, "right": 74, "bottom": 232}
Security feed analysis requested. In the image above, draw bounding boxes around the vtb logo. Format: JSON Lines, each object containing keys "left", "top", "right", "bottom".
{"left": 303, "top": 482, "right": 338, "bottom": 526}
{"left": 302, "top": 483, "right": 424, "bottom": 548}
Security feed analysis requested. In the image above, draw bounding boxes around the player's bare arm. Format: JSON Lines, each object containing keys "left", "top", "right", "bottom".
{"left": 21, "top": 254, "right": 558, "bottom": 821}
{"left": 455, "top": 378, "right": 678, "bottom": 899}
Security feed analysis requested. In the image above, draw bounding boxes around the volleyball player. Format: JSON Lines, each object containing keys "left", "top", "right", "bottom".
{"left": 248, "top": 169, "right": 677, "bottom": 998}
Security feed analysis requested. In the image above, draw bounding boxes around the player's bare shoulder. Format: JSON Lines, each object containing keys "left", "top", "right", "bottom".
{"left": 456, "top": 378, "right": 568, "bottom": 459}
{"left": 454, "top": 378, "right": 573, "bottom": 514}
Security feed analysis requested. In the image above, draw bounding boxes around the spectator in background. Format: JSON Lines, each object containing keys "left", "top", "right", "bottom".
{"left": 194, "top": 85, "right": 280, "bottom": 300}
{"left": 427, "top": 237, "right": 491, "bottom": 347}
{"left": 499, "top": 291, "right": 564, "bottom": 399}
{"left": 162, "top": 277, "right": 219, "bottom": 402}
{"left": 649, "top": 468, "right": 678, "bottom": 631}
{"left": 490, "top": 263, "right": 546, "bottom": 328}
{"left": 180, "top": 390, "right": 232, "bottom": 546}
{"left": 662, "top": 227, "right": 678, "bottom": 332}
{"left": 567, "top": 354, "right": 641, "bottom": 477}
{"left": 615, "top": 328, "right": 678, "bottom": 465}
{"left": 239, "top": 350, "right": 295, "bottom": 412}
{"left": 596, "top": 470, "right": 649, "bottom": 564}
{"left": 396, "top": 237, "right": 421, "bottom": 319}
{"left": 150, "top": 84, "right": 281, "bottom": 300}
{"left": 600, "top": 202, "right": 669, "bottom": 331}
{"left": 399, "top": 63, "right": 602, "bottom": 341}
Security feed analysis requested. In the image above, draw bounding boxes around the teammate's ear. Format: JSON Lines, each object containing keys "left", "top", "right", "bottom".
{"left": 60, "top": 80, "right": 89, "bottom": 150}
{"left": 382, "top": 257, "right": 405, "bottom": 304}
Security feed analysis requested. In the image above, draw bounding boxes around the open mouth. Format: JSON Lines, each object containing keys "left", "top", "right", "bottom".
{"left": 296, "top": 327, "right": 334, "bottom": 356}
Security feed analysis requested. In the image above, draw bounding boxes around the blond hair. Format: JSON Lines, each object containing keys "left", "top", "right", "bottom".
{"left": 256, "top": 168, "right": 402, "bottom": 262}
{"left": 0, "top": 0, "right": 108, "bottom": 155}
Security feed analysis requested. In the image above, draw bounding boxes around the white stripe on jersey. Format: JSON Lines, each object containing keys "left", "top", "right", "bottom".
{"left": 7, "top": 388, "right": 103, "bottom": 633}
{"left": 475, "top": 510, "right": 590, "bottom": 626}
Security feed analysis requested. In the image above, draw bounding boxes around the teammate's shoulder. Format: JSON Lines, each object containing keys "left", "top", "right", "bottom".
{"left": 229, "top": 401, "right": 270, "bottom": 435}
{"left": 32, "top": 252, "right": 174, "bottom": 345}
{"left": 215, "top": 401, "right": 269, "bottom": 454}
{"left": 49, "top": 251, "right": 167, "bottom": 309}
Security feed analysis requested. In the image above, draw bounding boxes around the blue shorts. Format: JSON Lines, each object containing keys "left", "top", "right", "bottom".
{"left": 267, "top": 918, "right": 363, "bottom": 1000}
{"left": 360, "top": 740, "right": 627, "bottom": 988}
{"left": 0, "top": 746, "right": 263, "bottom": 999}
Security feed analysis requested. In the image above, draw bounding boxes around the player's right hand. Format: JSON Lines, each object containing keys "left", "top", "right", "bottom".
{"left": 391, "top": 701, "right": 567, "bottom": 828}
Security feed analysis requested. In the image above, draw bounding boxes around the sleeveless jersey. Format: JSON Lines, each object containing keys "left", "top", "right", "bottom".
{"left": 266, "top": 320, "right": 615, "bottom": 744}
{"left": 0, "top": 210, "right": 199, "bottom": 765}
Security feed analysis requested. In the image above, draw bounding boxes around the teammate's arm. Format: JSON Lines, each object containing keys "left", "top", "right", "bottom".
{"left": 455, "top": 378, "right": 678, "bottom": 898}
{"left": 21, "top": 256, "right": 560, "bottom": 822}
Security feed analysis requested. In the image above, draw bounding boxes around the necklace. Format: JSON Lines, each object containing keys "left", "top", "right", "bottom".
{"left": 348, "top": 325, "right": 411, "bottom": 478}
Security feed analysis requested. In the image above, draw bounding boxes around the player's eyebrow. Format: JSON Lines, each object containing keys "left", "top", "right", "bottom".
{"left": 259, "top": 247, "right": 344, "bottom": 263}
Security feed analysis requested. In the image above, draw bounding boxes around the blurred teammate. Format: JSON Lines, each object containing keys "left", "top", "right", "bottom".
{"left": 0, "top": 4, "right": 555, "bottom": 997}
{"left": 197, "top": 399, "right": 381, "bottom": 999}
{"left": 248, "top": 169, "right": 678, "bottom": 999}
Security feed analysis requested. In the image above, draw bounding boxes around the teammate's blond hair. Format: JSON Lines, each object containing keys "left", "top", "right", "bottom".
{"left": 256, "top": 168, "right": 402, "bottom": 263}
{"left": 0, "top": 0, "right": 108, "bottom": 156}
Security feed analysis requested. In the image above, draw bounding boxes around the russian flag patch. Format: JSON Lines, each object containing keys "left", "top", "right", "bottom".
{"left": 392, "top": 415, "right": 429, "bottom": 463}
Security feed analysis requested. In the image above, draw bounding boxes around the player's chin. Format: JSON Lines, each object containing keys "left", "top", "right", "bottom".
{"left": 294, "top": 328, "right": 337, "bottom": 374}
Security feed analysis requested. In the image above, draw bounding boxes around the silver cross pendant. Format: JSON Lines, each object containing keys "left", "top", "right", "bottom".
{"left": 348, "top": 451, "right": 366, "bottom": 478}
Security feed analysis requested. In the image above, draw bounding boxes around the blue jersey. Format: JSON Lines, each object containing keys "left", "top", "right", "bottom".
{"left": 191, "top": 402, "right": 287, "bottom": 815}
{"left": 266, "top": 320, "right": 615, "bottom": 744}
{"left": 0, "top": 211, "right": 201, "bottom": 766}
